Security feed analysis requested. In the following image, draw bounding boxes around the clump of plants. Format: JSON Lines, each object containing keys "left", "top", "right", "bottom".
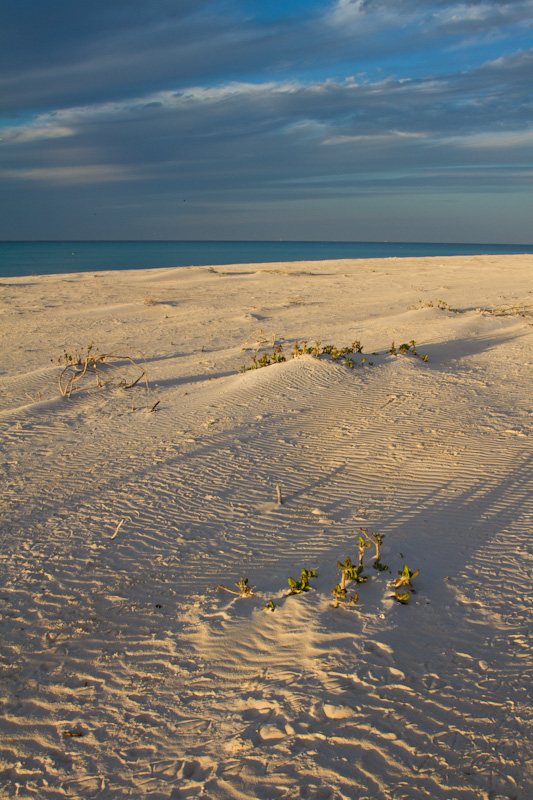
{"left": 389, "top": 340, "right": 428, "bottom": 361}
{"left": 288, "top": 568, "right": 317, "bottom": 595}
{"left": 388, "top": 564, "right": 420, "bottom": 604}
{"left": 242, "top": 344, "right": 287, "bottom": 371}
{"left": 331, "top": 584, "right": 359, "bottom": 608}
{"left": 54, "top": 342, "right": 96, "bottom": 366}
{"left": 331, "top": 555, "right": 368, "bottom": 608}
{"left": 240, "top": 337, "right": 427, "bottom": 372}
{"left": 214, "top": 536, "right": 420, "bottom": 614}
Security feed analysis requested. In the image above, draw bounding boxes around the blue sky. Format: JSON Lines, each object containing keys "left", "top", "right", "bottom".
{"left": 1, "top": 0, "right": 532, "bottom": 242}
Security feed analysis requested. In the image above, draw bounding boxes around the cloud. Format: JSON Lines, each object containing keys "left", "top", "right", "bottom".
{"left": 1, "top": 1, "right": 532, "bottom": 240}
{"left": 1, "top": 165, "right": 139, "bottom": 184}
{"left": 2, "top": 47, "right": 531, "bottom": 200}
{"left": 0, "top": 123, "right": 74, "bottom": 143}
{"left": 447, "top": 128, "right": 533, "bottom": 148}
{"left": 329, "top": 0, "right": 533, "bottom": 32}
{"left": 2, "top": 0, "right": 532, "bottom": 115}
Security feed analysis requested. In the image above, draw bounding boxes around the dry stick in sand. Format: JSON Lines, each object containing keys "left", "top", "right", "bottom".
{"left": 483, "top": 302, "right": 533, "bottom": 319}
{"left": 276, "top": 485, "right": 283, "bottom": 505}
{"left": 110, "top": 519, "right": 125, "bottom": 540}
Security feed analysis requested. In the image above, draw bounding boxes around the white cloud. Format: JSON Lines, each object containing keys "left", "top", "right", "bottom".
{"left": 0, "top": 123, "right": 74, "bottom": 143}
{"left": 1, "top": 165, "right": 139, "bottom": 184}
{"left": 448, "top": 128, "right": 533, "bottom": 148}
{"left": 323, "top": 130, "right": 428, "bottom": 145}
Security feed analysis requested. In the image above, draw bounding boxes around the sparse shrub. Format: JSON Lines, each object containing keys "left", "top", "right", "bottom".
{"left": 56, "top": 347, "right": 149, "bottom": 398}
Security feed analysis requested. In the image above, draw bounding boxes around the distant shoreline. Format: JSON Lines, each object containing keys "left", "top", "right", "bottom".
{"left": 2, "top": 239, "right": 532, "bottom": 278}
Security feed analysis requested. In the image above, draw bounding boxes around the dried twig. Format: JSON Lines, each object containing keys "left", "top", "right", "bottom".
{"left": 482, "top": 303, "right": 533, "bottom": 320}
{"left": 110, "top": 519, "right": 125, "bottom": 540}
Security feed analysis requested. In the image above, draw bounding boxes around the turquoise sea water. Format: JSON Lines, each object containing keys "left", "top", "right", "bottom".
{"left": 1, "top": 240, "right": 531, "bottom": 278}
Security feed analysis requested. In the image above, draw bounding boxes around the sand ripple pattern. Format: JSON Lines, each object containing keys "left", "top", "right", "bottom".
{"left": 1, "top": 352, "right": 532, "bottom": 799}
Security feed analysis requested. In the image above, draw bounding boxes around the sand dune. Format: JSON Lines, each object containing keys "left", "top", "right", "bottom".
{"left": 1, "top": 255, "right": 532, "bottom": 799}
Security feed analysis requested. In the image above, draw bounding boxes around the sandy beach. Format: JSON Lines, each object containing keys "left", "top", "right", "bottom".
{"left": 1, "top": 254, "right": 532, "bottom": 799}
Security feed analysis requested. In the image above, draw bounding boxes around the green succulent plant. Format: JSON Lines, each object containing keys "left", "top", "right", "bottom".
{"left": 390, "top": 589, "right": 410, "bottom": 604}
{"left": 217, "top": 576, "right": 255, "bottom": 597}
{"left": 331, "top": 584, "right": 359, "bottom": 608}
{"left": 357, "top": 534, "right": 372, "bottom": 566}
{"left": 288, "top": 568, "right": 317, "bottom": 594}
{"left": 393, "top": 564, "right": 419, "bottom": 589}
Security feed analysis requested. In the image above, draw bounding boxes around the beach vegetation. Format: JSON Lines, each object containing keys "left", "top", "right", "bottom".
{"left": 217, "top": 577, "right": 255, "bottom": 597}
{"left": 332, "top": 555, "right": 367, "bottom": 609}
{"left": 393, "top": 564, "right": 419, "bottom": 589}
{"left": 331, "top": 584, "right": 359, "bottom": 608}
{"left": 57, "top": 348, "right": 149, "bottom": 398}
{"left": 389, "top": 340, "right": 428, "bottom": 361}
{"left": 54, "top": 342, "right": 96, "bottom": 366}
{"left": 214, "top": 542, "right": 416, "bottom": 613}
{"left": 480, "top": 302, "right": 533, "bottom": 320}
{"left": 25, "top": 391, "right": 43, "bottom": 404}
{"left": 360, "top": 528, "right": 389, "bottom": 571}
{"left": 357, "top": 534, "right": 372, "bottom": 566}
{"left": 240, "top": 337, "right": 428, "bottom": 373}
{"left": 409, "top": 299, "right": 461, "bottom": 313}
{"left": 288, "top": 568, "right": 317, "bottom": 594}
{"left": 390, "top": 589, "right": 411, "bottom": 604}
{"left": 337, "top": 557, "right": 368, "bottom": 586}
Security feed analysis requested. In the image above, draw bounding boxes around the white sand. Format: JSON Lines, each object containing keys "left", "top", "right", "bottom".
{"left": 1, "top": 254, "right": 532, "bottom": 799}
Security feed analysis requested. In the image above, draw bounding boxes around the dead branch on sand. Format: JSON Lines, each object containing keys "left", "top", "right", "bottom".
{"left": 58, "top": 350, "right": 149, "bottom": 398}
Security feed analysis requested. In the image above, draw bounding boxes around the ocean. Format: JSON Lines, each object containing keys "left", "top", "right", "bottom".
{"left": 1, "top": 240, "right": 532, "bottom": 279}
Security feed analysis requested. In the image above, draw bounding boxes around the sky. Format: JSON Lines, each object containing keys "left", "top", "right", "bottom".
{"left": 1, "top": 0, "right": 532, "bottom": 243}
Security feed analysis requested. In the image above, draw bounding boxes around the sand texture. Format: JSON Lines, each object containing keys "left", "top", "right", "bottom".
{"left": 1, "top": 255, "right": 532, "bottom": 799}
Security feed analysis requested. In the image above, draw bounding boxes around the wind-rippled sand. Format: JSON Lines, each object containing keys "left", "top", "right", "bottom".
{"left": 1, "top": 255, "right": 532, "bottom": 799}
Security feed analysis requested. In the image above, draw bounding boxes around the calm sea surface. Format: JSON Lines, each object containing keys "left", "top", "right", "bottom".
{"left": 1, "top": 240, "right": 531, "bottom": 278}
